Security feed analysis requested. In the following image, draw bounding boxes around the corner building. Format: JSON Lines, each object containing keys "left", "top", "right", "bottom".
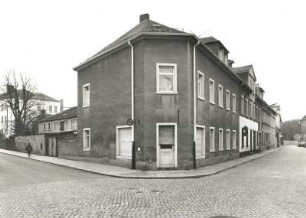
{"left": 74, "top": 14, "right": 276, "bottom": 170}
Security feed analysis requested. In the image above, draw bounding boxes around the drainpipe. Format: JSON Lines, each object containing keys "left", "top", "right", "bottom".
{"left": 193, "top": 40, "right": 200, "bottom": 168}
{"left": 128, "top": 41, "right": 136, "bottom": 169}
{"left": 128, "top": 41, "right": 134, "bottom": 141}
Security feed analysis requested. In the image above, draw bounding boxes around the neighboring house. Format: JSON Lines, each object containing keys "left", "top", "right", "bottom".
{"left": 271, "top": 104, "right": 282, "bottom": 146}
{"left": 73, "top": 14, "right": 279, "bottom": 170}
{"left": 38, "top": 107, "right": 77, "bottom": 157}
{"left": 0, "top": 92, "right": 62, "bottom": 137}
{"left": 254, "top": 85, "right": 278, "bottom": 149}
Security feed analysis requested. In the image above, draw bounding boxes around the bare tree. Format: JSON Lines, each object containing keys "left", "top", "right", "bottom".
{"left": 0, "top": 71, "right": 38, "bottom": 135}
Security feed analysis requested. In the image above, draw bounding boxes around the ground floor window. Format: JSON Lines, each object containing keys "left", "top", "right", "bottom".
{"left": 210, "top": 127, "right": 215, "bottom": 152}
{"left": 226, "top": 129, "right": 230, "bottom": 150}
{"left": 232, "top": 130, "right": 237, "bottom": 149}
{"left": 219, "top": 128, "right": 224, "bottom": 151}
{"left": 196, "top": 126, "right": 205, "bottom": 158}
{"left": 116, "top": 126, "right": 132, "bottom": 159}
{"left": 83, "top": 128, "right": 91, "bottom": 151}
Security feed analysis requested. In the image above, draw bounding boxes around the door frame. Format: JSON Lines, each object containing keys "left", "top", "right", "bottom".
{"left": 156, "top": 123, "right": 177, "bottom": 168}
{"left": 116, "top": 125, "right": 132, "bottom": 159}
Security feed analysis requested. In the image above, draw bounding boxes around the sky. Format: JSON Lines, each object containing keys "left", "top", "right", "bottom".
{"left": 0, "top": 0, "right": 305, "bottom": 121}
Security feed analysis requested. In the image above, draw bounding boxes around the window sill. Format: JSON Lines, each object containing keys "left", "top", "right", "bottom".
{"left": 116, "top": 155, "right": 132, "bottom": 160}
{"left": 156, "top": 91, "right": 178, "bottom": 95}
{"left": 197, "top": 96, "right": 205, "bottom": 101}
{"left": 82, "top": 105, "right": 90, "bottom": 108}
{"left": 219, "top": 105, "right": 224, "bottom": 108}
{"left": 82, "top": 148, "right": 90, "bottom": 152}
{"left": 209, "top": 150, "right": 215, "bottom": 152}
{"left": 209, "top": 101, "right": 215, "bottom": 105}
{"left": 226, "top": 108, "right": 231, "bottom": 111}
{"left": 196, "top": 156, "right": 206, "bottom": 159}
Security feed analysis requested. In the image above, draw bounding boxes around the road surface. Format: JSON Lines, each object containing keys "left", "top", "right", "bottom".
{"left": 0, "top": 145, "right": 305, "bottom": 217}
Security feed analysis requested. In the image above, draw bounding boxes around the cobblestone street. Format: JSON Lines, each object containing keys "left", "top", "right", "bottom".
{"left": 1, "top": 145, "right": 305, "bottom": 218}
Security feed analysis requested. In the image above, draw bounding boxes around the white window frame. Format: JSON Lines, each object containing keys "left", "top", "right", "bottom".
{"left": 218, "top": 84, "right": 224, "bottom": 108}
{"left": 232, "top": 130, "right": 237, "bottom": 149}
{"left": 209, "top": 127, "right": 215, "bottom": 152}
{"left": 116, "top": 125, "right": 133, "bottom": 159}
{"left": 226, "top": 129, "right": 230, "bottom": 150}
{"left": 196, "top": 125, "right": 206, "bottom": 158}
{"left": 83, "top": 83, "right": 90, "bottom": 107}
{"left": 197, "top": 71, "right": 205, "bottom": 100}
{"left": 156, "top": 63, "right": 177, "bottom": 94}
{"left": 83, "top": 128, "right": 91, "bottom": 151}
{"left": 219, "top": 128, "right": 224, "bottom": 151}
{"left": 226, "top": 89, "right": 230, "bottom": 110}
{"left": 232, "top": 94, "right": 236, "bottom": 113}
{"left": 156, "top": 123, "right": 177, "bottom": 168}
{"left": 209, "top": 79, "right": 215, "bottom": 104}
{"left": 241, "top": 95, "right": 244, "bottom": 115}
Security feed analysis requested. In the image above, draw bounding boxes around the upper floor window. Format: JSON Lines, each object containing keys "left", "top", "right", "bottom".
{"left": 218, "top": 84, "right": 223, "bottom": 107}
{"left": 197, "top": 71, "right": 205, "bottom": 100}
{"left": 83, "top": 83, "right": 90, "bottom": 107}
{"left": 232, "top": 94, "right": 236, "bottom": 113}
{"left": 60, "top": 121, "right": 65, "bottom": 131}
{"left": 209, "top": 79, "right": 215, "bottom": 104}
{"left": 241, "top": 95, "right": 244, "bottom": 115}
{"left": 226, "top": 89, "right": 230, "bottom": 110}
{"left": 54, "top": 106, "right": 58, "bottom": 114}
{"left": 218, "top": 49, "right": 225, "bottom": 62}
{"left": 156, "top": 63, "right": 177, "bottom": 94}
{"left": 49, "top": 105, "right": 52, "bottom": 114}
{"left": 246, "top": 98, "right": 249, "bottom": 117}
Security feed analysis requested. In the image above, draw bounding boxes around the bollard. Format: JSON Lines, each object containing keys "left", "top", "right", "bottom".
{"left": 193, "top": 141, "right": 196, "bottom": 169}
{"left": 131, "top": 141, "right": 136, "bottom": 169}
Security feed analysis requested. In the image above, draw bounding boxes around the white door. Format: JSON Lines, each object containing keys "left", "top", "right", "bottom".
{"left": 117, "top": 127, "right": 132, "bottom": 158}
{"left": 158, "top": 125, "right": 175, "bottom": 168}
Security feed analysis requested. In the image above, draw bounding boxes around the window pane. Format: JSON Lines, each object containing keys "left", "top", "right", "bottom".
{"left": 159, "top": 66, "right": 174, "bottom": 74}
{"left": 159, "top": 75, "right": 174, "bottom": 91}
{"left": 159, "top": 126, "right": 174, "bottom": 144}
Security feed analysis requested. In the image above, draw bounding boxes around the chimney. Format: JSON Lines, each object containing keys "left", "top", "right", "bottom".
{"left": 60, "top": 99, "right": 64, "bottom": 112}
{"left": 140, "top": 13, "right": 150, "bottom": 23}
{"left": 228, "top": 59, "right": 234, "bottom": 67}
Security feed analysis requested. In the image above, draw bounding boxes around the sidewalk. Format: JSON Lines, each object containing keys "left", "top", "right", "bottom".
{"left": 0, "top": 148, "right": 280, "bottom": 179}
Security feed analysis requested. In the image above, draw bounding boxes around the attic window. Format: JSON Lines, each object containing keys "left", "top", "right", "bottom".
{"left": 153, "top": 24, "right": 161, "bottom": 27}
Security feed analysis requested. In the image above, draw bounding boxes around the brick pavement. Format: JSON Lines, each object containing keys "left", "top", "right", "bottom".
{"left": 0, "top": 145, "right": 305, "bottom": 217}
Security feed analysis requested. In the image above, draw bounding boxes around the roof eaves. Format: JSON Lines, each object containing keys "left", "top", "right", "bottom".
{"left": 74, "top": 32, "right": 192, "bottom": 71}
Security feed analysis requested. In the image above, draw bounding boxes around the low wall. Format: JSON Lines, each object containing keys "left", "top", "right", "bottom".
{"left": 57, "top": 132, "right": 79, "bottom": 157}
{"left": 15, "top": 135, "right": 45, "bottom": 155}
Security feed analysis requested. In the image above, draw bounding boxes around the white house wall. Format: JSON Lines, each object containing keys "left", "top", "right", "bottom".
{"left": 239, "top": 116, "right": 258, "bottom": 152}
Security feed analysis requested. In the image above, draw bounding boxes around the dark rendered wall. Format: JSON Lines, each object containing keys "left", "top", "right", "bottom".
{"left": 134, "top": 39, "right": 194, "bottom": 170}
{"left": 196, "top": 48, "right": 240, "bottom": 167}
{"left": 77, "top": 46, "right": 132, "bottom": 162}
